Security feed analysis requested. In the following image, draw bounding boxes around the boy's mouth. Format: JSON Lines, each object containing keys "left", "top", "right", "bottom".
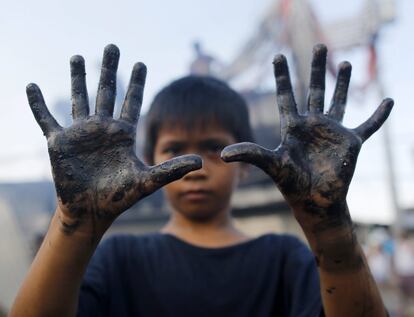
{"left": 180, "top": 189, "right": 212, "bottom": 201}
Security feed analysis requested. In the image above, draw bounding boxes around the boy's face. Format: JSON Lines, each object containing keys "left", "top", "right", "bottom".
{"left": 153, "top": 124, "right": 243, "bottom": 222}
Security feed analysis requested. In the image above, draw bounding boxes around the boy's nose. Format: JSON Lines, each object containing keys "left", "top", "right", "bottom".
{"left": 182, "top": 165, "right": 208, "bottom": 180}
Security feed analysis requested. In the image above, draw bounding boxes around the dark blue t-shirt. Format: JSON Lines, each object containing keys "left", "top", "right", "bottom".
{"left": 77, "top": 233, "right": 323, "bottom": 316}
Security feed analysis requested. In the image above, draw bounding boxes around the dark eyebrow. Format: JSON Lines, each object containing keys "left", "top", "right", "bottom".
{"left": 159, "top": 140, "right": 186, "bottom": 147}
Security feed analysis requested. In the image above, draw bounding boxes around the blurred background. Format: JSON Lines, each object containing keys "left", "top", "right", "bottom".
{"left": 0, "top": 0, "right": 413, "bottom": 315}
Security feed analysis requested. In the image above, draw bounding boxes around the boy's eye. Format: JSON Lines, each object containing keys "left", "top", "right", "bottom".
{"left": 162, "top": 145, "right": 183, "bottom": 156}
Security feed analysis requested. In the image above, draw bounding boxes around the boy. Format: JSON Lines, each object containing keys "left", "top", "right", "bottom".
{"left": 10, "top": 43, "right": 392, "bottom": 316}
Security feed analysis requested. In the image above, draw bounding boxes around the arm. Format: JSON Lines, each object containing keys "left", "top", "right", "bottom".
{"left": 221, "top": 44, "right": 392, "bottom": 317}
{"left": 10, "top": 44, "right": 201, "bottom": 317}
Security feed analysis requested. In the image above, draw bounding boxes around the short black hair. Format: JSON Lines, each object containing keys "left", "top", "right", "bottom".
{"left": 144, "top": 75, "right": 254, "bottom": 164}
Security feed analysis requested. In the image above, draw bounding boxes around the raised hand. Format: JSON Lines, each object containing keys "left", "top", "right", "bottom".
{"left": 27, "top": 44, "right": 201, "bottom": 234}
{"left": 221, "top": 44, "right": 393, "bottom": 226}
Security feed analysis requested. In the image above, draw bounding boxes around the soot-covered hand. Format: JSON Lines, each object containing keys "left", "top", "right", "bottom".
{"left": 27, "top": 44, "right": 201, "bottom": 233}
{"left": 222, "top": 44, "right": 393, "bottom": 224}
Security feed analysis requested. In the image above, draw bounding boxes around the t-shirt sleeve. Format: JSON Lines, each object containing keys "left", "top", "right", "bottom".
{"left": 76, "top": 237, "right": 113, "bottom": 317}
{"left": 281, "top": 235, "right": 324, "bottom": 317}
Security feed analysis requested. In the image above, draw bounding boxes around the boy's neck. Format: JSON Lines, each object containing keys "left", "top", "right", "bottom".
{"left": 161, "top": 210, "right": 249, "bottom": 248}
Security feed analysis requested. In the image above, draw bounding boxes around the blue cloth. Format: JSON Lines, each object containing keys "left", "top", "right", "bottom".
{"left": 77, "top": 233, "right": 322, "bottom": 317}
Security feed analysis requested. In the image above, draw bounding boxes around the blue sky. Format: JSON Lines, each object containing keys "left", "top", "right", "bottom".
{"left": 0, "top": 0, "right": 412, "bottom": 223}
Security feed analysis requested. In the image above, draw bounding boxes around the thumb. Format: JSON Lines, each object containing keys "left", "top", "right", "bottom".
{"left": 221, "top": 142, "right": 278, "bottom": 175}
{"left": 142, "top": 154, "right": 202, "bottom": 194}
{"left": 354, "top": 98, "right": 394, "bottom": 142}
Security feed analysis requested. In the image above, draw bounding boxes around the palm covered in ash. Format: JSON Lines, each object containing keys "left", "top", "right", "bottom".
{"left": 27, "top": 45, "right": 201, "bottom": 229}
{"left": 222, "top": 44, "right": 393, "bottom": 217}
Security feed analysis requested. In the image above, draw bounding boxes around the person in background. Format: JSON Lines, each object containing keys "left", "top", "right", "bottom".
{"left": 395, "top": 231, "right": 414, "bottom": 316}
